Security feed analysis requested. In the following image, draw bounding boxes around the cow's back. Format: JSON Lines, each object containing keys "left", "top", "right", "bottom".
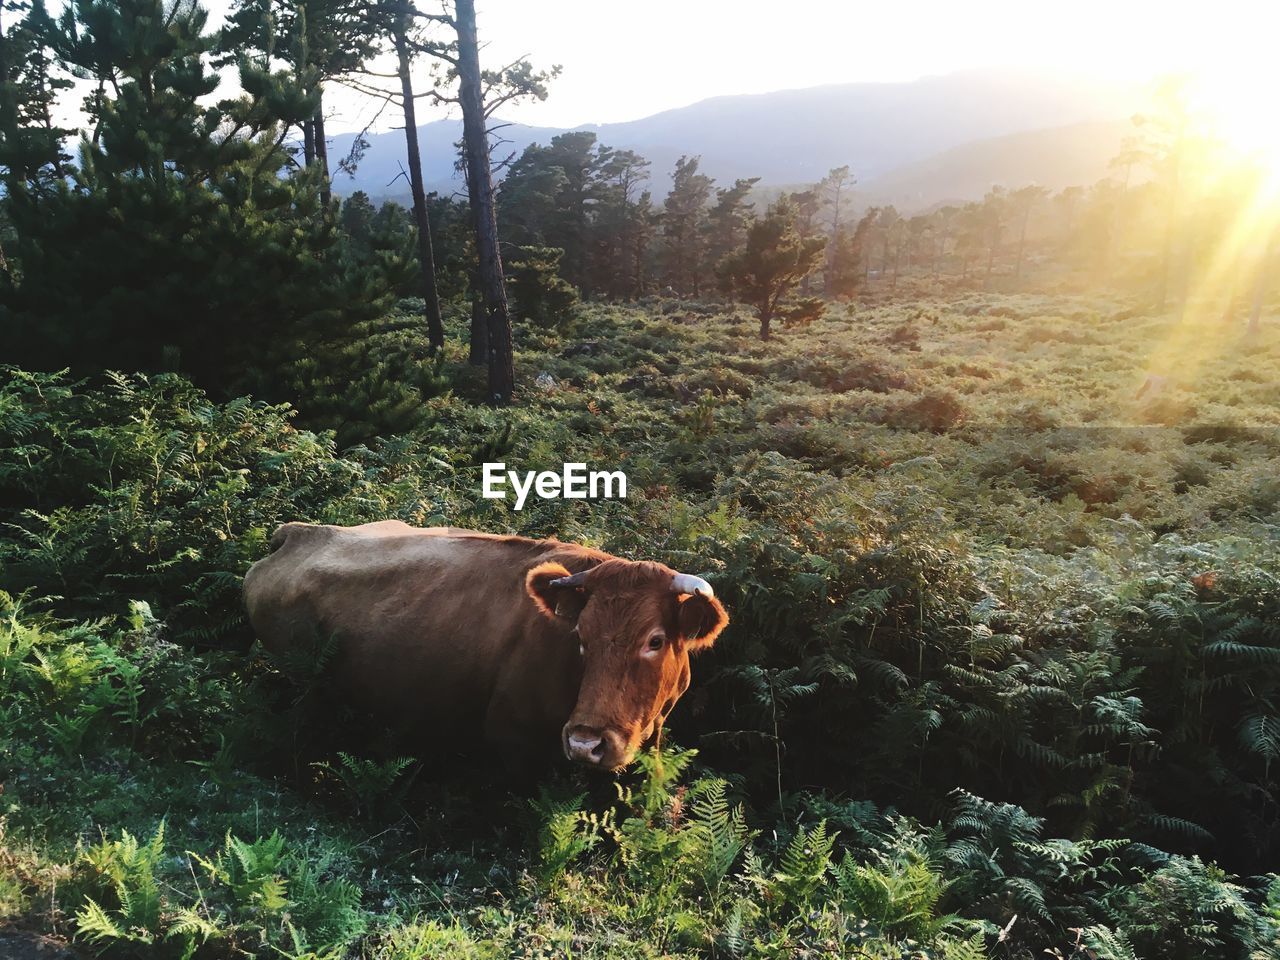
{"left": 243, "top": 521, "right": 601, "bottom": 752}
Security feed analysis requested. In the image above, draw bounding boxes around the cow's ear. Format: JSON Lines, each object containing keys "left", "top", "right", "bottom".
{"left": 677, "top": 593, "right": 728, "bottom": 651}
{"left": 526, "top": 562, "right": 588, "bottom": 622}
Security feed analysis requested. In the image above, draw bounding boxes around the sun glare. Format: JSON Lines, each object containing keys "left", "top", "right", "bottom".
{"left": 1189, "top": 68, "right": 1280, "bottom": 190}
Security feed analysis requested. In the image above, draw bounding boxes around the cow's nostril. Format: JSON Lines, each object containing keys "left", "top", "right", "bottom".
{"left": 567, "top": 733, "right": 605, "bottom": 765}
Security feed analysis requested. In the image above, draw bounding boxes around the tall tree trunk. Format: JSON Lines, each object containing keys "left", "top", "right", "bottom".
{"left": 454, "top": 0, "right": 514, "bottom": 402}
{"left": 394, "top": 20, "right": 445, "bottom": 352}
{"left": 302, "top": 118, "right": 315, "bottom": 169}
{"left": 759, "top": 306, "right": 772, "bottom": 341}
{"left": 313, "top": 96, "right": 331, "bottom": 207}
{"left": 468, "top": 288, "right": 488, "bottom": 365}
{"left": 460, "top": 161, "right": 488, "bottom": 365}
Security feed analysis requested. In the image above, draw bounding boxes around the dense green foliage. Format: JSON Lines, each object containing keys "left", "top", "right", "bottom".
{"left": 2, "top": 291, "right": 1279, "bottom": 957}
{"left": 506, "top": 245, "right": 580, "bottom": 330}
{"left": 0, "top": 0, "right": 409, "bottom": 393}
{"left": 497, "top": 131, "right": 654, "bottom": 299}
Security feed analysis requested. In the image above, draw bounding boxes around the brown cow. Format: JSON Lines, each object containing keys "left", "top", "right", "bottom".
{"left": 242, "top": 521, "right": 728, "bottom": 770}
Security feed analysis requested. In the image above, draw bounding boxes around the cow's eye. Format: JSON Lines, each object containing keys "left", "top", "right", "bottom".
{"left": 647, "top": 634, "right": 665, "bottom": 652}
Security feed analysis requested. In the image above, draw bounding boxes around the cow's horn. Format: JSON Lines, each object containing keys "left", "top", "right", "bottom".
{"left": 671, "top": 573, "right": 714, "bottom": 598}
{"left": 549, "top": 570, "right": 590, "bottom": 589}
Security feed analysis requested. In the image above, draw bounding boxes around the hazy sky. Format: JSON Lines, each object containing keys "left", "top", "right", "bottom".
{"left": 200, "top": 0, "right": 1276, "bottom": 133}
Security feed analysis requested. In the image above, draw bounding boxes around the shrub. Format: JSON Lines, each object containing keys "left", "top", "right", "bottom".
{"left": 0, "top": 368, "right": 451, "bottom": 645}
{"left": 507, "top": 246, "right": 579, "bottom": 330}
{"left": 882, "top": 390, "right": 968, "bottom": 431}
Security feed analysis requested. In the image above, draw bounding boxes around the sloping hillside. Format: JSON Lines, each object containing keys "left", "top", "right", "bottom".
{"left": 329, "top": 69, "right": 1136, "bottom": 204}
{"left": 859, "top": 120, "right": 1128, "bottom": 208}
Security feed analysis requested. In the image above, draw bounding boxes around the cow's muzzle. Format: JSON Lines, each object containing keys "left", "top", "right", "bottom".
{"left": 563, "top": 724, "right": 626, "bottom": 769}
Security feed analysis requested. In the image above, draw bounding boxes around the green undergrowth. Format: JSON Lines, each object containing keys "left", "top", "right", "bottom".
{"left": 3, "top": 592, "right": 1276, "bottom": 958}
{"left": 2, "top": 290, "right": 1279, "bottom": 957}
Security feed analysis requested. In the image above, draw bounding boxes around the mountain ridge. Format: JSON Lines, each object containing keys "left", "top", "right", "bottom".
{"left": 328, "top": 69, "right": 1139, "bottom": 211}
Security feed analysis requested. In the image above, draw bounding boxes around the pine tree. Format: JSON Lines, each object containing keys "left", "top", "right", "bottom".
{"left": 980, "top": 187, "right": 1008, "bottom": 283}
{"left": 499, "top": 142, "right": 569, "bottom": 248}
{"left": 498, "top": 135, "right": 653, "bottom": 299}
{"left": 826, "top": 207, "right": 878, "bottom": 299}
{"left": 626, "top": 189, "right": 659, "bottom": 298}
{"left": 661, "top": 155, "right": 714, "bottom": 297}
{"left": 507, "top": 245, "right": 578, "bottom": 329}
{"left": 817, "top": 165, "right": 853, "bottom": 295}
{"left": 0, "top": 0, "right": 72, "bottom": 278}
{"left": 221, "top": 0, "right": 377, "bottom": 204}
{"left": 591, "top": 147, "right": 651, "bottom": 298}
{"left": 0, "top": 0, "right": 71, "bottom": 197}
{"left": 718, "top": 195, "right": 824, "bottom": 341}
{"left": 1, "top": 0, "right": 395, "bottom": 395}
{"left": 538, "top": 131, "right": 603, "bottom": 288}
{"left": 789, "top": 186, "right": 820, "bottom": 294}
{"left": 876, "top": 205, "right": 899, "bottom": 281}
{"left": 339, "top": 190, "right": 377, "bottom": 251}
{"left": 1010, "top": 184, "right": 1048, "bottom": 280}
{"left": 705, "top": 176, "right": 759, "bottom": 271}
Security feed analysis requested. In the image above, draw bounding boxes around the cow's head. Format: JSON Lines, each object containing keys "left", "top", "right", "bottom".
{"left": 526, "top": 558, "right": 728, "bottom": 770}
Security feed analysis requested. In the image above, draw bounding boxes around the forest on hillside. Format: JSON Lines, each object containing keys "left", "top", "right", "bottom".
{"left": 2, "top": 1, "right": 1280, "bottom": 958}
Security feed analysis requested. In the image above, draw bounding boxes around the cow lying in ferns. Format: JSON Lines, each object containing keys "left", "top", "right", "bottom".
{"left": 243, "top": 521, "right": 728, "bottom": 771}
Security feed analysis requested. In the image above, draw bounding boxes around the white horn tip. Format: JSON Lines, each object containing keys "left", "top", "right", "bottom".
{"left": 672, "top": 573, "right": 714, "bottom": 597}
